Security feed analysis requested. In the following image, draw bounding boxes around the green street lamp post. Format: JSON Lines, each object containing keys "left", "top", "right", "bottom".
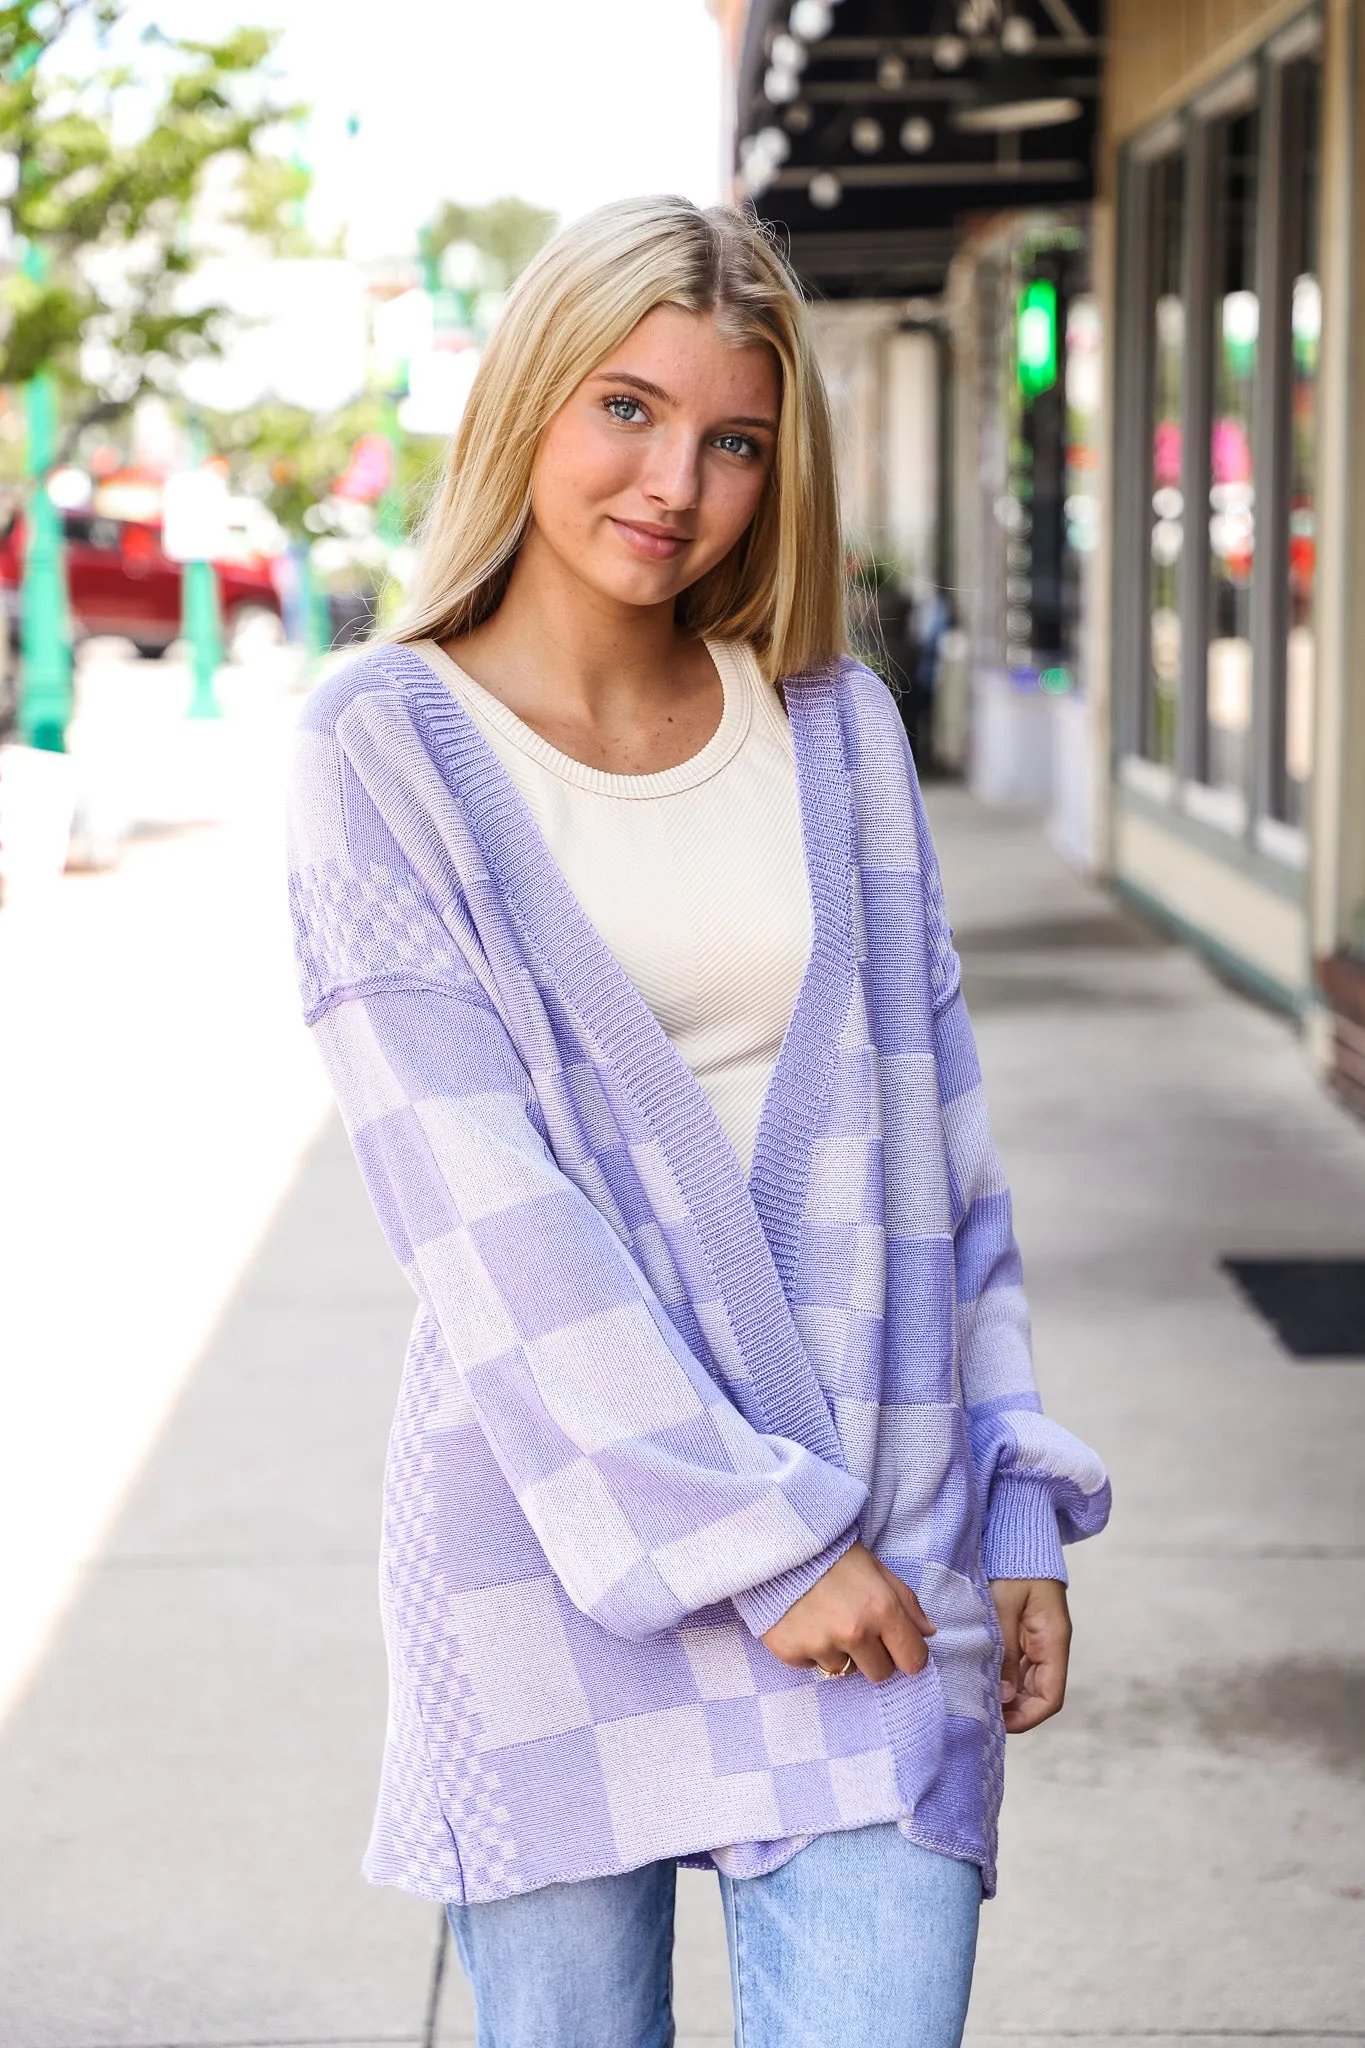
{"left": 176, "top": 423, "right": 224, "bottom": 719}
{"left": 17, "top": 245, "right": 72, "bottom": 753}
{"left": 182, "top": 551, "right": 224, "bottom": 719}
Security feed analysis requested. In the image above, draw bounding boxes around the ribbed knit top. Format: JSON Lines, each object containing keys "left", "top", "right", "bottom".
{"left": 412, "top": 638, "right": 812, "bottom": 1177}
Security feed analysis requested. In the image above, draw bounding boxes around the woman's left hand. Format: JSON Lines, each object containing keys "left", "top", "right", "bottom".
{"left": 989, "top": 1578, "right": 1071, "bottom": 1733}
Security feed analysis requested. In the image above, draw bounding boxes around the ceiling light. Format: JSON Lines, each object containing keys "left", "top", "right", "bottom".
{"left": 1001, "top": 15, "right": 1037, "bottom": 53}
{"left": 933, "top": 34, "right": 968, "bottom": 69}
{"left": 790, "top": 0, "right": 833, "bottom": 39}
{"left": 784, "top": 100, "right": 814, "bottom": 131}
{"left": 952, "top": 56, "right": 1084, "bottom": 130}
{"left": 851, "top": 116, "right": 885, "bottom": 154}
{"left": 900, "top": 116, "right": 934, "bottom": 153}
{"left": 808, "top": 171, "right": 843, "bottom": 208}
{"left": 738, "top": 125, "right": 791, "bottom": 196}
{"left": 771, "top": 33, "right": 807, "bottom": 71}
{"left": 878, "top": 53, "right": 907, "bottom": 89}
{"left": 765, "top": 63, "right": 800, "bottom": 104}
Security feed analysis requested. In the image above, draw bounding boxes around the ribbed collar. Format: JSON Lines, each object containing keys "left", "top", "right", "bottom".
{"left": 410, "top": 636, "right": 756, "bottom": 800}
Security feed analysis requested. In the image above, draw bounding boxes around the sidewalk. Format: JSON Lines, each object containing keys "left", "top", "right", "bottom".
{"left": 0, "top": 769, "right": 1361, "bottom": 2046}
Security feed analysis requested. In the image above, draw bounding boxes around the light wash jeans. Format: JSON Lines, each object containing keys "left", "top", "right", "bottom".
{"left": 447, "top": 1822, "right": 982, "bottom": 2048}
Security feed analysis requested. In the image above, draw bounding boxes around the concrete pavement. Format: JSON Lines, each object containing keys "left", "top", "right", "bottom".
{"left": 0, "top": 754, "right": 1362, "bottom": 2045}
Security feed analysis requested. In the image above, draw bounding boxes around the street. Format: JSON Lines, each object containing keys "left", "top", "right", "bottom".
{"left": 0, "top": 673, "right": 1362, "bottom": 2046}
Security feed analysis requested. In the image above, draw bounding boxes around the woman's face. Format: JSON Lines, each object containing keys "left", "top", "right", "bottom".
{"left": 527, "top": 304, "right": 780, "bottom": 612}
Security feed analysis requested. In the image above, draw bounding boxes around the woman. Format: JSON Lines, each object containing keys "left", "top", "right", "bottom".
{"left": 287, "top": 197, "right": 1110, "bottom": 2048}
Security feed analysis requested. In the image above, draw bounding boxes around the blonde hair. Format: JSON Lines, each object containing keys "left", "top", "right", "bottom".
{"left": 390, "top": 195, "right": 846, "bottom": 681}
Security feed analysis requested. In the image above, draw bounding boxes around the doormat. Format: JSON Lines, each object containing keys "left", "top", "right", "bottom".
{"left": 1221, "top": 1258, "right": 1365, "bottom": 1359}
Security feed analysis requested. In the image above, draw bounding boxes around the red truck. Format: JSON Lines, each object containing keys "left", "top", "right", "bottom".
{"left": 0, "top": 507, "right": 285, "bottom": 662}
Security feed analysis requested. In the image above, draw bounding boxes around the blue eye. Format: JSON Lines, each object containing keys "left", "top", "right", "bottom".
{"left": 714, "top": 433, "right": 759, "bottom": 460}
{"left": 604, "top": 395, "right": 648, "bottom": 424}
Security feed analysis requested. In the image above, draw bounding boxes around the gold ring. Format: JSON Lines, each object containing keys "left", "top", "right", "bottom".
{"left": 813, "top": 1654, "right": 855, "bottom": 1680}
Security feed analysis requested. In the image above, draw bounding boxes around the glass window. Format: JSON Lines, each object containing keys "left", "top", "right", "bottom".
{"left": 1275, "top": 56, "right": 1322, "bottom": 827}
{"left": 1142, "top": 150, "right": 1185, "bottom": 767}
{"left": 1203, "top": 100, "right": 1260, "bottom": 796}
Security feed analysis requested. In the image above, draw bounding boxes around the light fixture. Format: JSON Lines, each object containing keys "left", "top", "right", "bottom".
{"left": 784, "top": 100, "right": 814, "bottom": 131}
{"left": 933, "top": 34, "right": 968, "bottom": 69}
{"left": 770, "top": 32, "right": 807, "bottom": 72}
{"left": 808, "top": 170, "right": 843, "bottom": 208}
{"left": 877, "top": 52, "right": 907, "bottom": 89}
{"left": 900, "top": 115, "right": 934, "bottom": 153}
{"left": 851, "top": 116, "right": 885, "bottom": 154}
{"left": 1001, "top": 14, "right": 1036, "bottom": 53}
{"left": 952, "top": 56, "right": 1083, "bottom": 131}
{"left": 738, "top": 125, "right": 791, "bottom": 195}
{"left": 790, "top": 0, "right": 833, "bottom": 39}
{"left": 765, "top": 63, "right": 800, "bottom": 104}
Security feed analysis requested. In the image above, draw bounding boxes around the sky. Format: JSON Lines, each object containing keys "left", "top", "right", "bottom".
{"left": 117, "top": 0, "right": 726, "bottom": 262}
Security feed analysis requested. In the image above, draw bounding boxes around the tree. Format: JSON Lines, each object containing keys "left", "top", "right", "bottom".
{"left": 423, "top": 195, "right": 556, "bottom": 288}
{"left": 0, "top": 4, "right": 304, "bottom": 459}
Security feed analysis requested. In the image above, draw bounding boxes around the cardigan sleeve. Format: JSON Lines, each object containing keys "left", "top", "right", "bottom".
{"left": 308, "top": 984, "right": 864, "bottom": 1639}
{"left": 287, "top": 705, "right": 865, "bottom": 1642}
{"left": 910, "top": 779, "right": 1112, "bottom": 1584}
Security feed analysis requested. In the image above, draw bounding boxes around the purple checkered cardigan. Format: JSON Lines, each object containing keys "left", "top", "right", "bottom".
{"left": 287, "top": 643, "right": 1110, "bottom": 1905}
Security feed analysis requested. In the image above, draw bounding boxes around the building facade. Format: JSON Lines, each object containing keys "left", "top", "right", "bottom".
{"left": 721, "top": 0, "right": 1365, "bottom": 1118}
{"left": 1099, "top": 0, "right": 1364, "bottom": 1113}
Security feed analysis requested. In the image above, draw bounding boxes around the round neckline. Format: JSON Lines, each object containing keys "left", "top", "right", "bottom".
{"left": 413, "top": 636, "right": 757, "bottom": 799}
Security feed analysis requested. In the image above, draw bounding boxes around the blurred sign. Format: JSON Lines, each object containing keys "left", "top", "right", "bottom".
{"left": 1017, "top": 279, "right": 1058, "bottom": 398}
{"left": 93, "top": 470, "right": 163, "bottom": 523}
{"left": 162, "top": 467, "right": 233, "bottom": 563}
{"left": 335, "top": 433, "right": 395, "bottom": 502}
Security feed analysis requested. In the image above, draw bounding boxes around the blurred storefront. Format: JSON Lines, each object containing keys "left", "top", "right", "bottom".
{"left": 720, "top": 0, "right": 1365, "bottom": 1115}
{"left": 1104, "top": 0, "right": 1362, "bottom": 1110}
{"left": 716, "top": 1, "right": 1106, "bottom": 829}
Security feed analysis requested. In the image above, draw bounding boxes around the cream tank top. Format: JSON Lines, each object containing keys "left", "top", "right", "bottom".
{"left": 413, "top": 639, "right": 812, "bottom": 1178}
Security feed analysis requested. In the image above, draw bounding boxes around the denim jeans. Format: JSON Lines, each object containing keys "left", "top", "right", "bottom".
{"left": 447, "top": 1822, "right": 982, "bottom": 2048}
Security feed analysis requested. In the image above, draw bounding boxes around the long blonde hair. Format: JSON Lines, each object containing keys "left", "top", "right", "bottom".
{"left": 389, "top": 195, "right": 846, "bottom": 681}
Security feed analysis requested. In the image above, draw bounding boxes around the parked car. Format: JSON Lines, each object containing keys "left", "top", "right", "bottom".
{"left": 0, "top": 509, "right": 286, "bottom": 662}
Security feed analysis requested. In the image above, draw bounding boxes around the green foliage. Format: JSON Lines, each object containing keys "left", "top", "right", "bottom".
{"left": 202, "top": 393, "right": 440, "bottom": 549}
{"left": 0, "top": 4, "right": 304, "bottom": 447}
{"left": 231, "top": 150, "right": 319, "bottom": 255}
{"left": 424, "top": 194, "right": 556, "bottom": 287}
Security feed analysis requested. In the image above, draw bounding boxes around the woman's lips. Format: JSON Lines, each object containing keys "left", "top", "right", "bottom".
{"left": 610, "top": 518, "right": 692, "bottom": 562}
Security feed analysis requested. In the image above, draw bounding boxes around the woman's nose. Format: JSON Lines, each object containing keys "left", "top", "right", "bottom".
{"left": 640, "top": 429, "right": 702, "bottom": 511}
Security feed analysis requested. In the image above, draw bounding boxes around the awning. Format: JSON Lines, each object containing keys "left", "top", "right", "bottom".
{"left": 734, "top": 0, "right": 1102, "bottom": 297}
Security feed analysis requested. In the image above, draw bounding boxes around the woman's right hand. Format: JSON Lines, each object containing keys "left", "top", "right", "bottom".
{"left": 760, "top": 1541, "right": 935, "bottom": 1683}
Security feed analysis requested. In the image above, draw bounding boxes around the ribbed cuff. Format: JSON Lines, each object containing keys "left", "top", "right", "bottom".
{"left": 733, "top": 1527, "right": 861, "bottom": 1637}
{"left": 981, "top": 1474, "right": 1068, "bottom": 1584}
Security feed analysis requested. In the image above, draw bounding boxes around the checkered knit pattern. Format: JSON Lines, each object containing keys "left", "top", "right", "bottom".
{"left": 287, "top": 645, "right": 1110, "bottom": 1905}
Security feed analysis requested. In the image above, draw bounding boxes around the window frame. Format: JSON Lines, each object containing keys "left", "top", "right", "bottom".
{"left": 1114, "top": 11, "right": 1324, "bottom": 869}
{"left": 1254, "top": 13, "right": 1325, "bottom": 850}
